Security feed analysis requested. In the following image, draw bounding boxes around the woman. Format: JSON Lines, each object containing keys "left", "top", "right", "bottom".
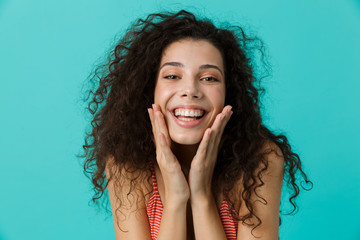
{"left": 82, "top": 10, "right": 312, "bottom": 239}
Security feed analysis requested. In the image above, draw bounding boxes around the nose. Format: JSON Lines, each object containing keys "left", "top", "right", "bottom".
{"left": 179, "top": 78, "right": 202, "bottom": 99}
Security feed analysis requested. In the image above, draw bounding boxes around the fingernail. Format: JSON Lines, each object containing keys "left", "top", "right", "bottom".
{"left": 152, "top": 104, "right": 155, "bottom": 109}
{"left": 227, "top": 106, "right": 232, "bottom": 112}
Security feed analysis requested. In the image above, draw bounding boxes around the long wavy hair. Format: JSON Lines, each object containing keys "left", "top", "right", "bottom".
{"left": 82, "top": 10, "right": 312, "bottom": 232}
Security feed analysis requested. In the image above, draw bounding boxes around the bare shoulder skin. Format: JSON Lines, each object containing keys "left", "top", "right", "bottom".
{"left": 106, "top": 157, "right": 152, "bottom": 240}
{"left": 236, "top": 141, "right": 284, "bottom": 240}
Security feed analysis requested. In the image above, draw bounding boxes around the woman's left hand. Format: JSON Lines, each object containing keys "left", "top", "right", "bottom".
{"left": 188, "top": 105, "right": 233, "bottom": 201}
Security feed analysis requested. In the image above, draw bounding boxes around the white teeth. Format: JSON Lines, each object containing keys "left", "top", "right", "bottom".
{"left": 174, "top": 108, "right": 205, "bottom": 118}
{"left": 177, "top": 117, "right": 197, "bottom": 121}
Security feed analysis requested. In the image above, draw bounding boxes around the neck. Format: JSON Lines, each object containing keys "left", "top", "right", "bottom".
{"left": 171, "top": 141, "right": 199, "bottom": 178}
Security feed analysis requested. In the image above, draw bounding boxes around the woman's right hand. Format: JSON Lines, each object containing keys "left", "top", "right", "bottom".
{"left": 148, "top": 104, "right": 190, "bottom": 206}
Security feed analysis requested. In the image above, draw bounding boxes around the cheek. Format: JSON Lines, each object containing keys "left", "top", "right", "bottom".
{"left": 154, "top": 84, "right": 166, "bottom": 103}
{"left": 154, "top": 83, "right": 174, "bottom": 111}
{"left": 212, "top": 87, "right": 226, "bottom": 109}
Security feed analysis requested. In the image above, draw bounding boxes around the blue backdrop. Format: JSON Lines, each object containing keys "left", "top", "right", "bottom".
{"left": 1, "top": 0, "right": 359, "bottom": 239}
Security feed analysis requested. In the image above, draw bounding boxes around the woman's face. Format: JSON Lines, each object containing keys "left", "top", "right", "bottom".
{"left": 154, "top": 38, "right": 226, "bottom": 145}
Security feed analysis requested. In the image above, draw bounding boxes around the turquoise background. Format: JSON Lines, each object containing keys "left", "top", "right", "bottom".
{"left": 1, "top": 0, "right": 359, "bottom": 239}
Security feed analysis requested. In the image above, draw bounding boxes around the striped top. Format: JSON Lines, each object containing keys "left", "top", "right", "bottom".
{"left": 146, "top": 167, "right": 238, "bottom": 239}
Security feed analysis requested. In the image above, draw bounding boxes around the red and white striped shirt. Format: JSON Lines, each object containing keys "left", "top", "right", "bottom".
{"left": 146, "top": 167, "right": 238, "bottom": 239}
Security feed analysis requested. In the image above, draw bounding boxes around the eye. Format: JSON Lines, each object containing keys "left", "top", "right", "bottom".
{"left": 164, "top": 75, "right": 179, "bottom": 80}
{"left": 201, "top": 76, "right": 219, "bottom": 82}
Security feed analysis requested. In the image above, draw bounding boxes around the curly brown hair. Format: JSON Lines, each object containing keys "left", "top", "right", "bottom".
{"left": 82, "top": 10, "right": 312, "bottom": 232}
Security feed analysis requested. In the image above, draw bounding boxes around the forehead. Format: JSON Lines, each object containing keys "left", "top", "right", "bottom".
{"left": 160, "top": 39, "right": 224, "bottom": 70}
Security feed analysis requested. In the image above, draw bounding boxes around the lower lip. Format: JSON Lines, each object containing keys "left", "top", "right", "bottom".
{"left": 170, "top": 112, "right": 207, "bottom": 128}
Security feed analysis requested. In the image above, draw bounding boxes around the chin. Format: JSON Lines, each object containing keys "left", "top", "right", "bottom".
{"left": 169, "top": 132, "right": 203, "bottom": 145}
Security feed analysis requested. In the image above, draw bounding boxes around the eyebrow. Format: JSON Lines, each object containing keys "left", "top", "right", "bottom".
{"left": 159, "top": 62, "right": 224, "bottom": 77}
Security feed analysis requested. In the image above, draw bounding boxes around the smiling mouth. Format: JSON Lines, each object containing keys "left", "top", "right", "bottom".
{"left": 173, "top": 108, "right": 206, "bottom": 121}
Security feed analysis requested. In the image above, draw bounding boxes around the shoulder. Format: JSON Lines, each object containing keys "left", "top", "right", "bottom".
{"left": 228, "top": 140, "right": 284, "bottom": 207}
{"left": 106, "top": 156, "right": 151, "bottom": 181}
{"left": 231, "top": 140, "right": 284, "bottom": 191}
{"left": 105, "top": 156, "right": 152, "bottom": 203}
{"left": 242, "top": 140, "right": 284, "bottom": 191}
{"left": 234, "top": 141, "right": 284, "bottom": 238}
{"left": 105, "top": 156, "right": 152, "bottom": 239}
{"left": 259, "top": 140, "right": 285, "bottom": 177}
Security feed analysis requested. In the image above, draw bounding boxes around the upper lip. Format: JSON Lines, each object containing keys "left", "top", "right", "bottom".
{"left": 170, "top": 104, "right": 208, "bottom": 113}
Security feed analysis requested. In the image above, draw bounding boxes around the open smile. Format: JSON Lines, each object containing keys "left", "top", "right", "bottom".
{"left": 170, "top": 106, "right": 208, "bottom": 128}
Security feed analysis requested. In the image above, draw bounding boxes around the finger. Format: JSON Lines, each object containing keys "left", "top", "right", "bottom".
{"left": 195, "top": 128, "right": 213, "bottom": 157}
{"left": 148, "top": 108, "right": 155, "bottom": 129}
{"left": 153, "top": 104, "right": 171, "bottom": 146}
{"left": 206, "top": 106, "right": 232, "bottom": 150}
{"left": 152, "top": 104, "right": 163, "bottom": 115}
{"left": 148, "top": 108, "right": 157, "bottom": 144}
{"left": 157, "top": 132, "right": 178, "bottom": 168}
{"left": 218, "top": 105, "right": 233, "bottom": 132}
{"left": 211, "top": 105, "right": 232, "bottom": 134}
{"left": 149, "top": 105, "right": 165, "bottom": 147}
{"left": 152, "top": 104, "right": 164, "bottom": 146}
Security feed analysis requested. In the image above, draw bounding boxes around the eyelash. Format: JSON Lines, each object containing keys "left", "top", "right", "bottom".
{"left": 164, "top": 75, "right": 219, "bottom": 82}
{"left": 164, "top": 75, "right": 179, "bottom": 80}
{"left": 201, "top": 77, "right": 219, "bottom": 82}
